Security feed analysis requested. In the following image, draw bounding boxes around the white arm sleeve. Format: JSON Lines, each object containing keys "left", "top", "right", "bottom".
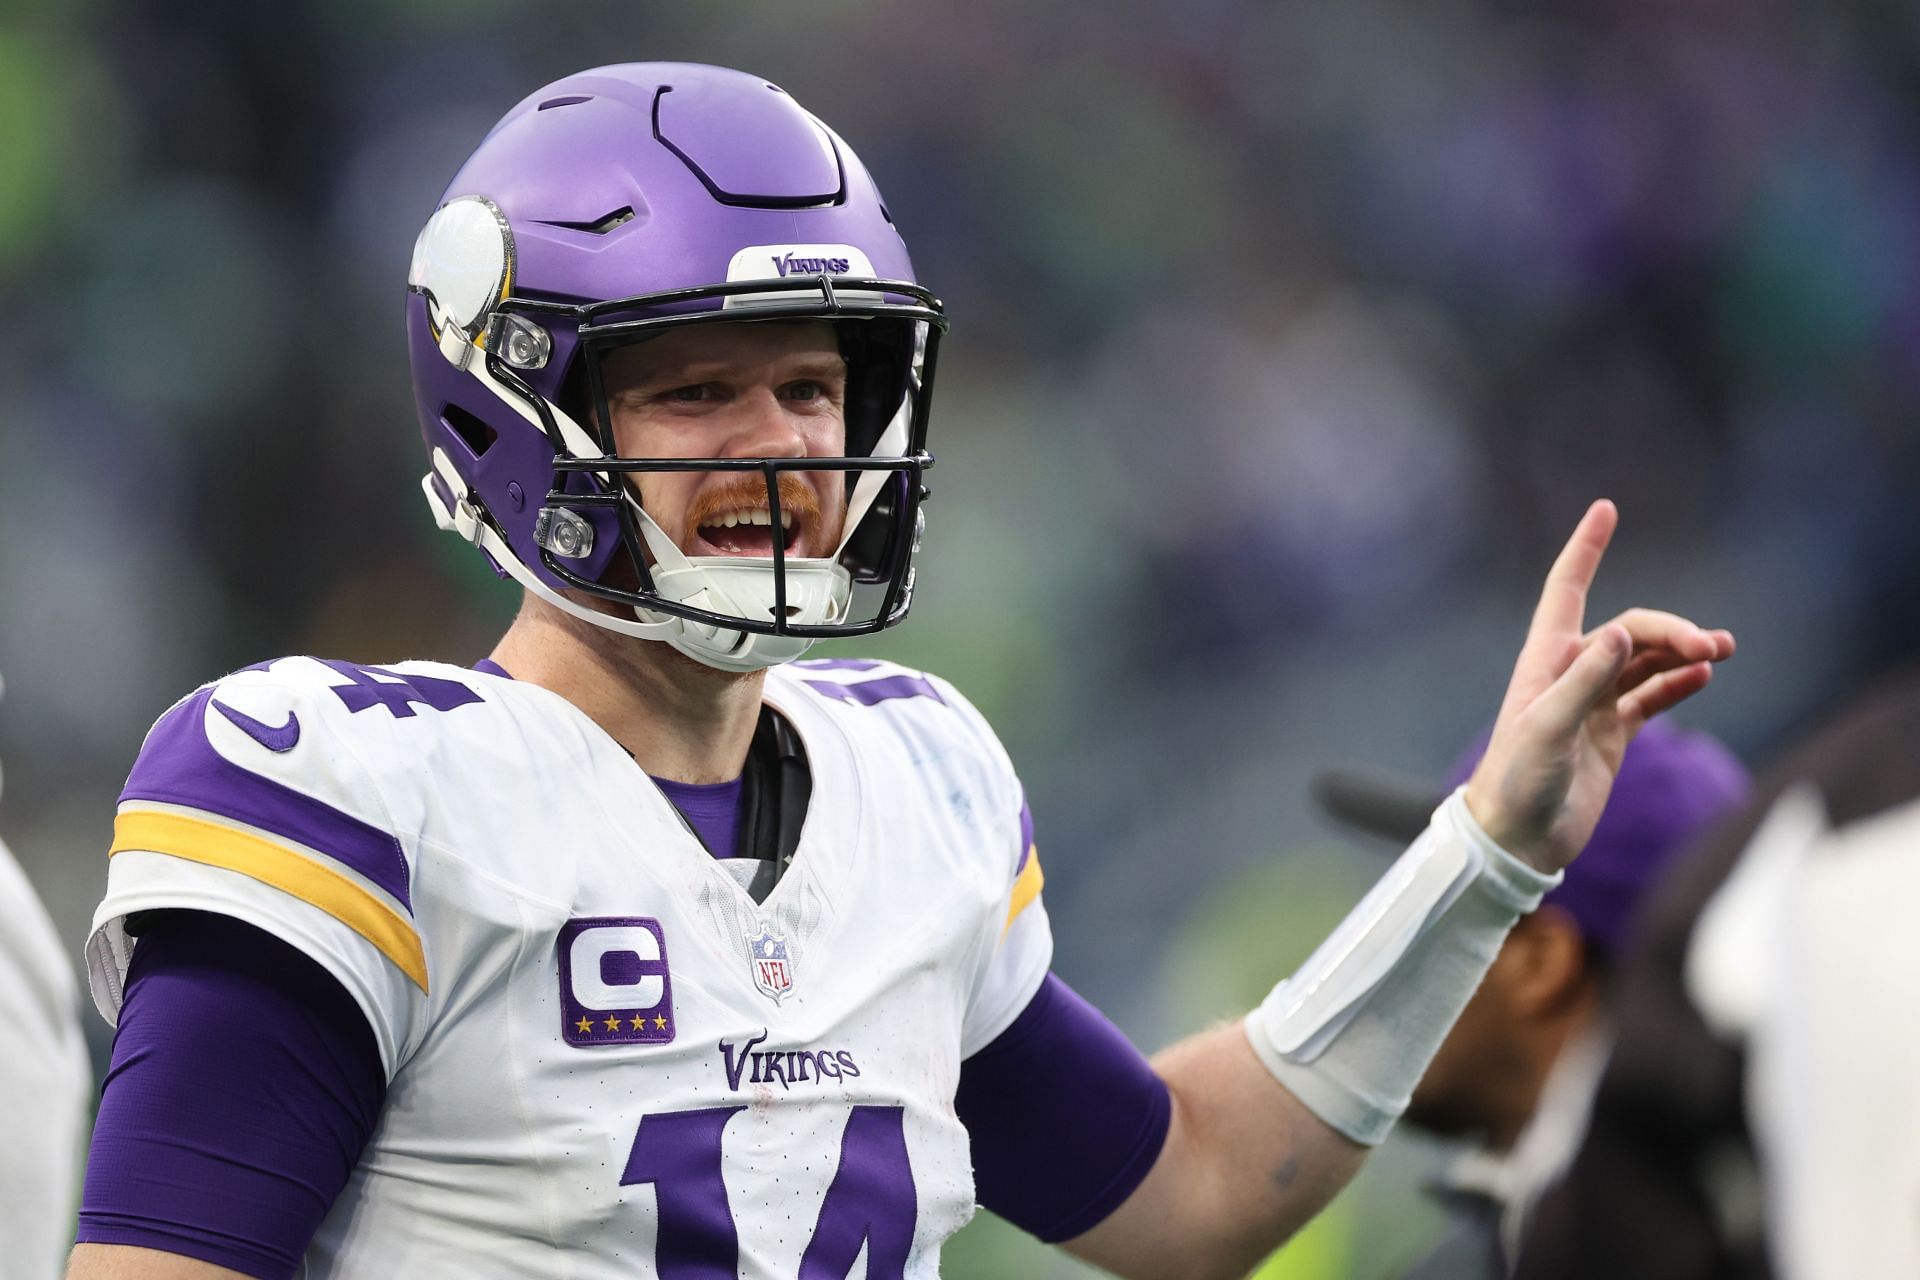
{"left": 1244, "top": 787, "right": 1559, "bottom": 1144}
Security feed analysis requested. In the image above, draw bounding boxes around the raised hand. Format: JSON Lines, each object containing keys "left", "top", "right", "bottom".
{"left": 1464, "top": 500, "right": 1735, "bottom": 874}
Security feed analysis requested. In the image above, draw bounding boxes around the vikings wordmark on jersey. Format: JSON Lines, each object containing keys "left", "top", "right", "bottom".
{"left": 86, "top": 656, "right": 1049, "bottom": 1278}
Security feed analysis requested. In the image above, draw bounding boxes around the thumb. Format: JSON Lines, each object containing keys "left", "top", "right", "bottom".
{"left": 1527, "top": 623, "right": 1631, "bottom": 740}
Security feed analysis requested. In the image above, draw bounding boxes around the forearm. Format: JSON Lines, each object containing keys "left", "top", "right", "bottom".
{"left": 1065, "top": 1022, "right": 1364, "bottom": 1280}
{"left": 68, "top": 1244, "right": 257, "bottom": 1280}
{"left": 1067, "top": 792, "right": 1557, "bottom": 1278}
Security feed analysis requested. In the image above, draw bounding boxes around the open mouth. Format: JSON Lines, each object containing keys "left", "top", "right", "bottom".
{"left": 694, "top": 506, "right": 806, "bottom": 558}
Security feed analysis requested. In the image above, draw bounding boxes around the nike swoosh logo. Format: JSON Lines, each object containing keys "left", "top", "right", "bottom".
{"left": 211, "top": 699, "right": 301, "bottom": 752}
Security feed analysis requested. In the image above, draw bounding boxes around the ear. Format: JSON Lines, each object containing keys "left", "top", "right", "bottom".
{"left": 1500, "top": 904, "right": 1594, "bottom": 1017}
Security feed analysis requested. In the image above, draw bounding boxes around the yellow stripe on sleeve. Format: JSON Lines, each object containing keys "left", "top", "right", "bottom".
{"left": 110, "top": 809, "right": 428, "bottom": 991}
{"left": 1004, "top": 847, "right": 1045, "bottom": 932}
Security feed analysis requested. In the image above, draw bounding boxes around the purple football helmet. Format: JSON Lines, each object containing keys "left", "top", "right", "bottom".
{"left": 407, "top": 63, "right": 945, "bottom": 671}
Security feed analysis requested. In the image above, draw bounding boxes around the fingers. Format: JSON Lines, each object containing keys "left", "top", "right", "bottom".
{"left": 1502, "top": 502, "right": 1735, "bottom": 755}
{"left": 1528, "top": 621, "right": 1633, "bottom": 739}
{"left": 1614, "top": 648, "right": 1679, "bottom": 698}
{"left": 1594, "top": 608, "right": 1734, "bottom": 664}
{"left": 1618, "top": 660, "right": 1715, "bottom": 731}
{"left": 1598, "top": 610, "right": 1736, "bottom": 700}
{"left": 1527, "top": 500, "right": 1619, "bottom": 647}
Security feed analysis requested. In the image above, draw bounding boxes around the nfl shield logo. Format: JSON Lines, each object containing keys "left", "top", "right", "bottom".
{"left": 746, "top": 923, "right": 794, "bottom": 1004}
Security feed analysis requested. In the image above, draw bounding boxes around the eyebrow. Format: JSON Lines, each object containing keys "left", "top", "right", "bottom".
{"left": 784, "top": 357, "right": 849, "bottom": 384}
{"left": 614, "top": 354, "right": 848, "bottom": 397}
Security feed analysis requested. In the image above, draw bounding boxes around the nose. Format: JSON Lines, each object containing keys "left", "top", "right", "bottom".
{"left": 720, "top": 388, "right": 809, "bottom": 460}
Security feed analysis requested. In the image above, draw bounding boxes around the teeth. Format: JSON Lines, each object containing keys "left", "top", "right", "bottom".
{"left": 710, "top": 509, "right": 775, "bottom": 529}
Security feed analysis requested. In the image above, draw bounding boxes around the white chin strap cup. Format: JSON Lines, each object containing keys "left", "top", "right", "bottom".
{"left": 646, "top": 556, "right": 853, "bottom": 673}
{"left": 628, "top": 476, "right": 867, "bottom": 673}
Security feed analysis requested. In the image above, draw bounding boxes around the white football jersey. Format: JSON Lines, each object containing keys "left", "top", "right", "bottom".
{"left": 86, "top": 655, "right": 1052, "bottom": 1278}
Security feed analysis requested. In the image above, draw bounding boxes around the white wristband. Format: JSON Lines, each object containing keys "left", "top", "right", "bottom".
{"left": 1243, "top": 787, "right": 1560, "bottom": 1144}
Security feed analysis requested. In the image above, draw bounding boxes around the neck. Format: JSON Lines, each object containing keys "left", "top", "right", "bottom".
{"left": 489, "top": 595, "right": 766, "bottom": 784}
{"left": 1487, "top": 992, "right": 1600, "bottom": 1153}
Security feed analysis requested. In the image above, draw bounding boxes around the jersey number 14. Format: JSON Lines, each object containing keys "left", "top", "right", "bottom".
{"left": 623, "top": 1104, "right": 916, "bottom": 1278}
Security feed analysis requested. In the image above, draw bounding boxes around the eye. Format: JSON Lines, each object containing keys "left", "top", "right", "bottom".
{"left": 662, "top": 383, "right": 714, "bottom": 404}
{"left": 783, "top": 376, "right": 844, "bottom": 406}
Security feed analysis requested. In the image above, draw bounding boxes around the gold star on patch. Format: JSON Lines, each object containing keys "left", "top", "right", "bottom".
{"left": 604, "top": 1015, "right": 622, "bottom": 1032}
{"left": 653, "top": 1014, "right": 668, "bottom": 1030}
{"left": 629, "top": 1015, "right": 647, "bottom": 1031}
{"left": 575, "top": 1017, "right": 593, "bottom": 1034}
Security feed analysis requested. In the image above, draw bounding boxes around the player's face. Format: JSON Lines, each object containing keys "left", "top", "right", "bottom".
{"left": 601, "top": 321, "right": 849, "bottom": 560}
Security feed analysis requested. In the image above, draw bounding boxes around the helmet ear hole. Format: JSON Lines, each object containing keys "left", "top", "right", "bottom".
{"left": 443, "top": 405, "right": 500, "bottom": 459}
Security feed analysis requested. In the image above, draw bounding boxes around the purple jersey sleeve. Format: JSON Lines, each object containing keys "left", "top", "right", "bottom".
{"left": 76, "top": 912, "right": 386, "bottom": 1279}
{"left": 955, "top": 973, "right": 1172, "bottom": 1243}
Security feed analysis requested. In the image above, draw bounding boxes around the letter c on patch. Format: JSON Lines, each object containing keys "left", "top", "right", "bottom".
{"left": 569, "top": 925, "right": 665, "bottom": 1009}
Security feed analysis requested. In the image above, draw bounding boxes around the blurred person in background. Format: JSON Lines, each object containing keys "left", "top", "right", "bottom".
{"left": 1511, "top": 666, "right": 1920, "bottom": 1280}
{"left": 65, "top": 62, "right": 1736, "bottom": 1280}
{"left": 0, "top": 670, "right": 92, "bottom": 1279}
{"left": 1318, "top": 718, "right": 1750, "bottom": 1278}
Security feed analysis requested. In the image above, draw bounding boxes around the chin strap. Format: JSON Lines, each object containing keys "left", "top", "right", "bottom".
{"left": 423, "top": 449, "right": 678, "bottom": 643}
{"left": 838, "top": 399, "right": 911, "bottom": 557}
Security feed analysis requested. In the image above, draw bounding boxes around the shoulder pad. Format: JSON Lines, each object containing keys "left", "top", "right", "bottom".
{"left": 784, "top": 656, "right": 954, "bottom": 710}
{"left": 107, "top": 657, "right": 492, "bottom": 991}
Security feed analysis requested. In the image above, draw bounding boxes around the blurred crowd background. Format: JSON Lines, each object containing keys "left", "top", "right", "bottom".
{"left": 3, "top": 0, "right": 1917, "bottom": 1274}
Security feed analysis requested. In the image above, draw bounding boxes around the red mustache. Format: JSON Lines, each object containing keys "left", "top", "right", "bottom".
{"left": 684, "top": 473, "right": 834, "bottom": 545}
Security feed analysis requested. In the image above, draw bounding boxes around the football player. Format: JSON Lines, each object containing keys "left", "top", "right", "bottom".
{"left": 68, "top": 63, "right": 1734, "bottom": 1280}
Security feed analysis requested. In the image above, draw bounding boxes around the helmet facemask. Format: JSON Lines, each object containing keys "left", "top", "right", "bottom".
{"left": 481, "top": 279, "right": 942, "bottom": 672}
